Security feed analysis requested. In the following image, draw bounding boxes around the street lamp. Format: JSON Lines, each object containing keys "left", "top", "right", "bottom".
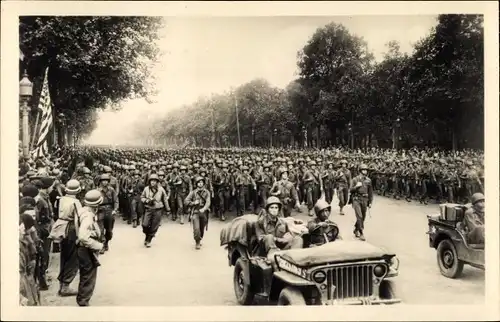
{"left": 395, "top": 118, "right": 401, "bottom": 149}
{"left": 19, "top": 71, "right": 33, "bottom": 160}
{"left": 57, "top": 113, "right": 66, "bottom": 146}
{"left": 251, "top": 128, "right": 255, "bottom": 146}
{"left": 273, "top": 128, "right": 277, "bottom": 148}
{"left": 347, "top": 122, "right": 353, "bottom": 149}
{"left": 302, "top": 125, "right": 307, "bottom": 148}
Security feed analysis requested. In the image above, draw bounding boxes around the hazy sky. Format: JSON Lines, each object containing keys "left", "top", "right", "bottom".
{"left": 85, "top": 15, "right": 438, "bottom": 144}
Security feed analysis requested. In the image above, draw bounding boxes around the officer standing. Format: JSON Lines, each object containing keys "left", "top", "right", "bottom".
{"left": 350, "top": 163, "right": 373, "bottom": 241}
{"left": 185, "top": 176, "right": 211, "bottom": 249}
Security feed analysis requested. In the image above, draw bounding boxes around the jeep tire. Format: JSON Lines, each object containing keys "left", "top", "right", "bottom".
{"left": 437, "top": 239, "right": 464, "bottom": 278}
{"left": 379, "top": 280, "right": 397, "bottom": 299}
{"left": 277, "top": 287, "right": 306, "bottom": 305}
{"left": 233, "top": 258, "right": 255, "bottom": 305}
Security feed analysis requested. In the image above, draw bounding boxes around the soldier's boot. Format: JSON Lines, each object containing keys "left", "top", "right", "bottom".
{"left": 220, "top": 211, "right": 226, "bottom": 221}
{"left": 308, "top": 208, "right": 315, "bottom": 217}
{"left": 180, "top": 214, "right": 185, "bottom": 225}
{"left": 353, "top": 229, "right": 360, "bottom": 238}
{"left": 132, "top": 220, "right": 137, "bottom": 228}
{"left": 103, "top": 241, "right": 109, "bottom": 252}
{"left": 195, "top": 240, "right": 201, "bottom": 250}
{"left": 339, "top": 207, "right": 344, "bottom": 215}
{"left": 58, "top": 282, "right": 78, "bottom": 297}
{"left": 358, "top": 232, "right": 366, "bottom": 241}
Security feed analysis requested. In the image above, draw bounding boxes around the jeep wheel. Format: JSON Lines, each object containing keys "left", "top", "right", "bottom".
{"left": 233, "top": 258, "right": 255, "bottom": 305}
{"left": 437, "top": 239, "right": 464, "bottom": 278}
{"left": 277, "top": 287, "right": 306, "bottom": 305}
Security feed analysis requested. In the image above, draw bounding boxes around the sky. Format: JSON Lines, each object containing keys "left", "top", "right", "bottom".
{"left": 85, "top": 15, "right": 438, "bottom": 144}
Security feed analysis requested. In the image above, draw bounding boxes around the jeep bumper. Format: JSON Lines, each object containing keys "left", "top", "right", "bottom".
{"left": 324, "top": 298, "right": 401, "bottom": 305}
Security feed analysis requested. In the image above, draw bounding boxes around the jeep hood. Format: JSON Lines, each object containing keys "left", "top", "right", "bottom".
{"left": 279, "top": 240, "right": 392, "bottom": 267}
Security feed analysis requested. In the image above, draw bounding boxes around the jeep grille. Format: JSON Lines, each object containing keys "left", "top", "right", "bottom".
{"left": 327, "top": 264, "right": 374, "bottom": 300}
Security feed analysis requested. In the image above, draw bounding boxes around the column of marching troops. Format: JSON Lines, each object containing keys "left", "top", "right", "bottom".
{"left": 18, "top": 146, "right": 484, "bottom": 306}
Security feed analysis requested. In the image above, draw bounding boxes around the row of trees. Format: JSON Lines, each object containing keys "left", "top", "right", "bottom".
{"left": 19, "top": 16, "right": 163, "bottom": 147}
{"left": 141, "top": 14, "right": 483, "bottom": 150}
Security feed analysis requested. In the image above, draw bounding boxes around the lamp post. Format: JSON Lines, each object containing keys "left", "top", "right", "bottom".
{"left": 273, "top": 128, "right": 277, "bottom": 148}
{"left": 57, "top": 113, "right": 66, "bottom": 146}
{"left": 395, "top": 117, "right": 401, "bottom": 149}
{"left": 347, "top": 122, "right": 353, "bottom": 149}
{"left": 251, "top": 128, "right": 255, "bottom": 147}
{"left": 302, "top": 125, "right": 307, "bottom": 148}
{"left": 19, "top": 71, "right": 33, "bottom": 160}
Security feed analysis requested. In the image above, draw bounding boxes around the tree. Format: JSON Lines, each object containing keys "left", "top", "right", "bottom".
{"left": 296, "top": 22, "right": 374, "bottom": 147}
{"left": 19, "top": 16, "right": 164, "bottom": 144}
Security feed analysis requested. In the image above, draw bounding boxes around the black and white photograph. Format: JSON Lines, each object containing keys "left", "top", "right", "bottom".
{"left": 2, "top": 1, "right": 499, "bottom": 321}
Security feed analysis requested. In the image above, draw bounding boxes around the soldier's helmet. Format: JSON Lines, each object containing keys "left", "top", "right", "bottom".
{"left": 65, "top": 179, "right": 81, "bottom": 194}
{"left": 194, "top": 176, "right": 205, "bottom": 185}
{"left": 314, "top": 199, "right": 331, "bottom": 214}
{"left": 148, "top": 174, "right": 160, "bottom": 182}
{"left": 157, "top": 170, "right": 165, "bottom": 177}
{"left": 173, "top": 163, "right": 179, "bottom": 168}
{"left": 471, "top": 192, "right": 484, "bottom": 205}
{"left": 340, "top": 159, "right": 348, "bottom": 165}
{"left": 180, "top": 165, "right": 187, "bottom": 171}
{"left": 129, "top": 165, "right": 136, "bottom": 170}
{"left": 99, "top": 174, "right": 111, "bottom": 182}
{"left": 287, "top": 161, "right": 294, "bottom": 166}
{"left": 103, "top": 166, "right": 112, "bottom": 173}
{"left": 82, "top": 167, "right": 91, "bottom": 174}
{"left": 52, "top": 168, "right": 61, "bottom": 176}
{"left": 222, "top": 162, "right": 228, "bottom": 168}
{"left": 265, "top": 196, "right": 282, "bottom": 209}
{"left": 199, "top": 167, "right": 207, "bottom": 175}
{"left": 263, "top": 162, "right": 271, "bottom": 169}
{"left": 242, "top": 165, "right": 249, "bottom": 171}
{"left": 134, "top": 169, "right": 140, "bottom": 175}
{"left": 84, "top": 189, "right": 103, "bottom": 207}
{"left": 359, "top": 164, "right": 368, "bottom": 170}
{"left": 279, "top": 167, "right": 288, "bottom": 178}
{"left": 308, "top": 160, "right": 316, "bottom": 166}
{"left": 166, "top": 164, "right": 172, "bottom": 170}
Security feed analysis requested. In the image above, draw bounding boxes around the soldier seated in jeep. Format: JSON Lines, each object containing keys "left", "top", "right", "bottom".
{"left": 307, "top": 199, "right": 340, "bottom": 246}
{"left": 255, "top": 196, "right": 303, "bottom": 259}
{"left": 464, "top": 192, "right": 485, "bottom": 244}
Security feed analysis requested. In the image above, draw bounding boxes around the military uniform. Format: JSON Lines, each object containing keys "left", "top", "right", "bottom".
{"left": 350, "top": 165, "right": 373, "bottom": 240}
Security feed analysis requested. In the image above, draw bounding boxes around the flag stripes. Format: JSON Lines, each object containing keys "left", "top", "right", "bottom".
{"left": 31, "top": 68, "right": 53, "bottom": 159}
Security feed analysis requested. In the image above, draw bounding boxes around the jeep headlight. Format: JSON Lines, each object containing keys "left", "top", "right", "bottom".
{"left": 312, "top": 270, "right": 327, "bottom": 284}
{"left": 389, "top": 256, "right": 400, "bottom": 271}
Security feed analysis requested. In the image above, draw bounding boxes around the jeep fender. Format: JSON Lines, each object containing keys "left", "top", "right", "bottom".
{"left": 269, "top": 271, "right": 317, "bottom": 302}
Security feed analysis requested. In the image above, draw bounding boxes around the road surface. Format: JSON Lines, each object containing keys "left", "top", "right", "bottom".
{"left": 43, "top": 195, "right": 485, "bottom": 306}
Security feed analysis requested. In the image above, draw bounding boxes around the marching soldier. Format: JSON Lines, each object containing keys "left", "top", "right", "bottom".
{"left": 96, "top": 174, "right": 118, "bottom": 254}
{"left": 130, "top": 169, "right": 145, "bottom": 228}
{"left": 214, "top": 162, "right": 233, "bottom": 221}
{"left": 270, "top": 167, "right": 300, "bottom": 218}
{"left": 234, "top": 166, "right": 256, "bottom": 216}
{"left": 185, "top": 176, "right": 211, "bottom": 249}
{"left": 350, "top": 163, "right": 373, "bottom": 241}
{"left": 177, "top": 165, "right": 193, "bottom": 224}
{"left": 256, "top": 162, "right": 273, "bottom": 210}
{"left": 158, "top": 170, "right": 171, "bottom": 217}
{"left": 140, "top": 174, "right": 170, "bottom": 247}
{"left": 335, "top": 159, "right": 351, "bottom": 215}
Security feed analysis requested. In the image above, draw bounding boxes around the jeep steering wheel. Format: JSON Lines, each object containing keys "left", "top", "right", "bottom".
{"left": 311, "top": 222, "right": 339, "bottom": 242}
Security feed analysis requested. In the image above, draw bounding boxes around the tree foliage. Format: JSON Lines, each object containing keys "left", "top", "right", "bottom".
{"left": 19, "top": 16, "right": 164, "bottom": 139}
{"left": 125, "top": 15, "right": 485, "bottom": 150}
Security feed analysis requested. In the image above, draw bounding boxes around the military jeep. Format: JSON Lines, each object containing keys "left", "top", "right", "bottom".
{"left": 220, "top": 214, "right": 401, "bottom": 305}
{"left": 427, "top": 211, "right": 485, "bottom": 279}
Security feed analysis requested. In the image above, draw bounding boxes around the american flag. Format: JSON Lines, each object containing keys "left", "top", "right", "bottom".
{"left": 31, "top": 68, "right": 53, "bottom": 159}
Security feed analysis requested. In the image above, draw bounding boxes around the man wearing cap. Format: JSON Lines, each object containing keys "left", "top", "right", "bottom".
{"left": 185, "top": 176, "right": 211, "bottom": 249}
{"left": 96, "top": 174, "right": 118, "bottom": 254}
{"left": 140, "top": 174, "right": 169, "bottom": 247}
{"left": 350, "top": 164, "right": 373, "bottom": 241}
{"left": 53, "top": 179, "right": 82, "bottom": 296}
{"left": 33, "top": 176, "right": 55, "bottom": 290}
{"left": 464, "top": 192, "right": 485, "bottom": 244}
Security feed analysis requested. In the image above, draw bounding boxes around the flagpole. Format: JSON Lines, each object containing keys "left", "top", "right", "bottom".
{"left": 30, "top": 108, "right": 41, "bottom": 152}
{"left": 235, "top": 93, "right": 241, "bottom": 148}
